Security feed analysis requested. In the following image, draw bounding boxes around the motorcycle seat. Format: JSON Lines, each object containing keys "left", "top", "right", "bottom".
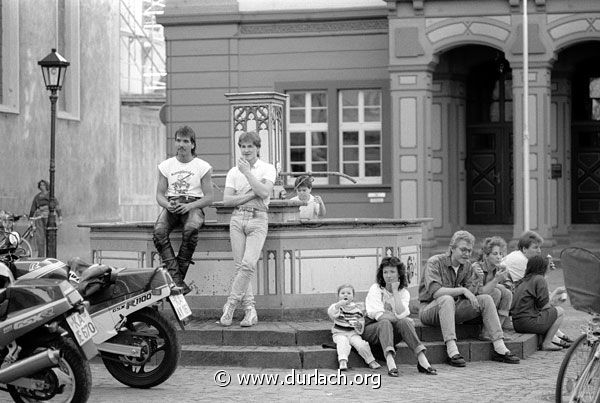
{"left": 79, "top": 264, "right": 112, "bottom": 283}
{"left": 85, "top": 267, "right": 167, "bottom": 312}
{"left": 67, "top": 257, "right": 93, "bottom": 276}
{"left": 77, "top": 264, "right": 114, "bottom": 299}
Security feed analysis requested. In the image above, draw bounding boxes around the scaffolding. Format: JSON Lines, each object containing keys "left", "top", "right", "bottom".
{"left": 120, "top": 0, "right": 165, "bottom": 97}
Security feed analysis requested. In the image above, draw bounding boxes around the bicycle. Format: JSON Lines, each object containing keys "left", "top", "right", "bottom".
{"left": 0, "top": 211, "right": 40, "bottom": 257}
{"left": 555, "top": 247, "right": 600, "bottom": 403}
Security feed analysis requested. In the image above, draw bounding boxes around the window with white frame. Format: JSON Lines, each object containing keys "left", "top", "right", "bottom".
{"left": 0, "top": 0, "right": 19, "bottom": 114}
{"left": 339, "top": 89, "right": 382, "bottom": 184}
{"left": 283, "top": 85, "right": 386, "bottom": 186}
{"left": 287, "top": 91, "right": 329, "bottom": 184}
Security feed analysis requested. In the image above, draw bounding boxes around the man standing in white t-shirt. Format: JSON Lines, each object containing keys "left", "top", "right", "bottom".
{"left": 153, "top": 126, "right": 213, "bottom": 294}
{"left": 220, "top": 131, "right": 276, "bottom": 327}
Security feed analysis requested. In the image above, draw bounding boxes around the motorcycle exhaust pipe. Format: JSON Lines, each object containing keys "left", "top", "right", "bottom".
{"left": 0, "top": 349, "right": 60, "bottom": 384}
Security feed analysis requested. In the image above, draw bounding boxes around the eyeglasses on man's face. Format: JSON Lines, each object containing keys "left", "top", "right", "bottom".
{"left": 456, "top": 247, "right": 473, "bottom": 255}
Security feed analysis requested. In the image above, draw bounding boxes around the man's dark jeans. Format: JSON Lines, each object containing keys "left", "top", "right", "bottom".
{"left": 153, "top": 207, "right": 204, "bottom": 284}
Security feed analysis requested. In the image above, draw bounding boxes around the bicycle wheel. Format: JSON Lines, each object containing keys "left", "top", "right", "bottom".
{"left": 556, "top": 334, "right": 599, "bottom": 402}
{"left": 25, "top": 234, "right": 37, "bottom": 256}
{"left": 15, "top": 238, "right": 34, "bottom": 257}
{"left": 571, "top": 343, "right": 600, "bottom": 403}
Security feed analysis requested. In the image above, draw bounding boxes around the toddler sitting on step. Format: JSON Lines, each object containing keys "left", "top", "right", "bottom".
{"left": 327, "top": 284, "right": 381, "bottom": 371}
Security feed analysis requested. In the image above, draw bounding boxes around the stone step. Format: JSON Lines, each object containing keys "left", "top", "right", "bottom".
{"left": 179, "top": 333, "right": 538, "bottom": 369}
{"left": 177, "top": 319, "right": 483, "bottom": 347}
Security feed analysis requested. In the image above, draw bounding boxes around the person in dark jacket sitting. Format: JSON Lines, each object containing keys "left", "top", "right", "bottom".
{"left": 510, "top": 255, "right": 573, "bottom": 350}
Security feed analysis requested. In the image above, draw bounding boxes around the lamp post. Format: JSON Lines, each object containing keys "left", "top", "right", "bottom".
{"left": 522, "top": 0, "right": 530, "bottom": 231}
{"left": 38, "top": 49, "right": 69, "bottom": 258}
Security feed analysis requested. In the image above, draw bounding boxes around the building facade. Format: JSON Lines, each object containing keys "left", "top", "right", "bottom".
{"left": 158, "top": 0, "right": 600, "bottom": 249}
{"left": 0, "top": 0, "right": 167, "bottom": 258}
{"left": 0, "top": 0, "right": 121, "bottom": 257}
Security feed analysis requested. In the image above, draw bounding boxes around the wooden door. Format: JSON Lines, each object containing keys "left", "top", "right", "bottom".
{"left": 466, "top": 57, "right": 514, "bottom": 224}
{"left": 466, "top": 126, "right": 513, "bottom": 224}
{"left": 571, "top": 71, "right": 600, "bottom": 224}
{"left": 571, "top": 123, "right": 600, "bottom": 223}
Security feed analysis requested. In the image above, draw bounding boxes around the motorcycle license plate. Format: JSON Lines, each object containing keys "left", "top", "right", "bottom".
{"left": 66, "top": 310, "right": 98, "bottom": 346}
{"left": 169, "top": 294, "right": 192, "bottom": 321}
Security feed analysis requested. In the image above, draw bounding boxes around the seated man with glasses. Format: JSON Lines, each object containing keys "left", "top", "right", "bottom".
{"left": 418, "top": 230, "right": 520, "bottom": 367}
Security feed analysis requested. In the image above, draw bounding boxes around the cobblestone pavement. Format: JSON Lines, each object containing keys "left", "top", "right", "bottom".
{"left": 87, "top": 333, "right": 582, "bottom": 403}
{"left": 86, "top": 269, "right": 593, "bottom": 403}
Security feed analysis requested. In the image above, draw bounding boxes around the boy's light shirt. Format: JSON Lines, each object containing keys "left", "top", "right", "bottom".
{"left": 290, "top": 194, "right": 320, "bottom": 219}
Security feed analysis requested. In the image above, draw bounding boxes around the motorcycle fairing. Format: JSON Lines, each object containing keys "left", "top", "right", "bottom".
{"left": 18, "top": 264, "right": 173, "bottom": 314}
{"left": 0, "top": 280, "right": 76, "bottom": 346}
{"left": 91, "top": 283, "right": 171, "bottom": 346}
{"left": 13, "top": 258, "right": 69, "bottom": 280}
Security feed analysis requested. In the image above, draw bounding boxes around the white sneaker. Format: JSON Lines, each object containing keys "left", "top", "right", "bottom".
{"left": 240, "top": 307, "right": 258, "bottom": 327}
{"left": 220, "top": 303, "right": 236, "bottom": 327}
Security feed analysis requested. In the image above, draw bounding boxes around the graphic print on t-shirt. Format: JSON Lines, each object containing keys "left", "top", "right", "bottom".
{"left": 171, "top": 170, "right": 194, "bottom": 194}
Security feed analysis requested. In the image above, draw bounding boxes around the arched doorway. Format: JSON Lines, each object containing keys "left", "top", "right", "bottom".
{"left": 465, "top": 54, "right": 514, "bottom": 224}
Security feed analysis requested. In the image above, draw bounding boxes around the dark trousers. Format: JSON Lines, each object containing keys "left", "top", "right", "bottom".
{"left": 153, "top": 207, "right": 204, "bottom": 282}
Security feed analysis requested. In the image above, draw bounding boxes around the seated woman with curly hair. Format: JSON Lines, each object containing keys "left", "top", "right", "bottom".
{"left": 472, "top": 236, "right": 513, "bottom": 335}
{"left": 363, "top": 256, "right": 437, "bottom": 377}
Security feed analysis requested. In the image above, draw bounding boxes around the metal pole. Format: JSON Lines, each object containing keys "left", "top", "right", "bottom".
{"left": 46, "top": 90, "right": 58, "bottom": 258}
{"left": 523, "top": 0, "right": 530, "bottom": 231}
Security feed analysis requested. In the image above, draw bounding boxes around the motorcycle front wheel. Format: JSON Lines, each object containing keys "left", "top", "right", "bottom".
{"left": 102, "top": 306, "right": 181, "bottom": 389}
{"left": 8, "top": 338, "right": 92, "bottom": 403}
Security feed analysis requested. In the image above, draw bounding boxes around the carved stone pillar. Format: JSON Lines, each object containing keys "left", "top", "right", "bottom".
{"left": 390, "top": 69, "right": 436, "bottom": 246}
{"left": 224, "top": 92, "right": 287, "bottom": 172}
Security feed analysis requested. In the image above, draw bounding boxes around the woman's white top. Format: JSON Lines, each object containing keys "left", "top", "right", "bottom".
{"left": 365, "top": 283, "right": 410, "bottom": 321}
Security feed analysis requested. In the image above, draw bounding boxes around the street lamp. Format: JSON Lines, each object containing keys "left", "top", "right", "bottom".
{"left": 38, "top": 49, "right": 69, "bottom": 258}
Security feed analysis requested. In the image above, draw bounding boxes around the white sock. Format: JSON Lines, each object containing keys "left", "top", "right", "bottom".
{"left": 493, "top": 339, "right": 509, "bottom": 355}
{"left": 446, "top": 340, "right": 459, "bottom": 357}
{"left": 552, "top": 335, "right": 562, "bottom": 344}
{"left": 417, "top": 352, "right": 430, "bottom": 368}
{"left": 385, "top": 353, "right": 397, "bottom": 370}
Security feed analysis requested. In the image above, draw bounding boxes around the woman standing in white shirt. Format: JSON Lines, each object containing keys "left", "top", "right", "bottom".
{"left": 363, "top": 256, "right": 437, "bottom": 377}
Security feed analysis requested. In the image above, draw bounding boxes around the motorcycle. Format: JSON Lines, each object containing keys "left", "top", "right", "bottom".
{"left": 0, "top": 230, "right": 192, "bottom": 389}
{"left": 0, "top": 232, "right": 98, "bottom": 402}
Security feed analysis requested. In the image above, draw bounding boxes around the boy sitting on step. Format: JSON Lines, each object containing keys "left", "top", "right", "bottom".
{"left": 327, "top": 284, "right": 381, "bottom": 371}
